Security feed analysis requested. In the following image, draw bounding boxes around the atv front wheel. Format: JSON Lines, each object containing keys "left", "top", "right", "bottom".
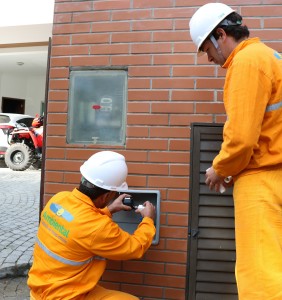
{"left": 4, "top": 144, "right": 34, "bottom": 171}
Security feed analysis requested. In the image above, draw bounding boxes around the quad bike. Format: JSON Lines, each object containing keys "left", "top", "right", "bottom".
{"left": 4, "top": 114, "right": 44, "bottom": 171}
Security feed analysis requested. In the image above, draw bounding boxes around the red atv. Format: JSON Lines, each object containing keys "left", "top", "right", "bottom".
{"left": 4, "top": 114, "right": 44, "bottom": 171}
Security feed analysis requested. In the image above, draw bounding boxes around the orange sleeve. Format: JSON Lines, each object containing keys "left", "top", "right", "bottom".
{"left": 90, "top": 217, "right": 156, "bottom": 260}
{"left": 213, "top": 54, "right": 271, "bottom": 177}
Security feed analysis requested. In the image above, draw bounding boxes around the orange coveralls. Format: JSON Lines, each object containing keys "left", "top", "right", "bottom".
{"left": 213, "top": 38, "right": 282, "bottom": 299}
{"left": 27, "top": 189, "right": 156, "bottom": 299}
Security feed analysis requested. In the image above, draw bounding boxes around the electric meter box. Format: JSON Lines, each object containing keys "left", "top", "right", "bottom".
{"left": 112, "top": 189, "right": 160, "bottom": 245}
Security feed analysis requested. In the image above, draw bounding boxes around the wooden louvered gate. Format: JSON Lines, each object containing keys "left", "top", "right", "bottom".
{"left": 186, "top": 123, "right": 238, "bottom": 300}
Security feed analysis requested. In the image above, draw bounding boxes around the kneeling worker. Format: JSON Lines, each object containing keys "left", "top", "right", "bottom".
{"left": 28, "top": 151, "right": 156, "bottom": 300}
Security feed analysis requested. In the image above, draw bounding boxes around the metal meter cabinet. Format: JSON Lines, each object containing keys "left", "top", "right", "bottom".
{"left": 112, "top": 189, "right": 160, "bottom": 245}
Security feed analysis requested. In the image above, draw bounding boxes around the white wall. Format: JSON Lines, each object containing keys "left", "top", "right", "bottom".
{"left": 0, "top": 73, "right": 46, "bottom": 117}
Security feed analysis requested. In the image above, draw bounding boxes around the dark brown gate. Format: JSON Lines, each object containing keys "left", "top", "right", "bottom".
{"left": 186, "top": 123, "right": 238, "bottom": 300}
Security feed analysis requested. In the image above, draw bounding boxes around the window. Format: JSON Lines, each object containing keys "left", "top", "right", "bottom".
{"left": 67, "top": 69, "right": 127, "bottom": 145}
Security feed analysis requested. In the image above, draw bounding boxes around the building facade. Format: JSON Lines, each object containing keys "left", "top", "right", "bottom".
{"left": 43, "top": 1, "right": 282, "bottom": 299}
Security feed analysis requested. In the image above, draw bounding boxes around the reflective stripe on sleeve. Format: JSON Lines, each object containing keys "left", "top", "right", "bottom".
{"left": 266, "top": 100, "right": 282, "bottom": 112}
{"left": 36, "top": 237, "right": 94, "bottom": 266}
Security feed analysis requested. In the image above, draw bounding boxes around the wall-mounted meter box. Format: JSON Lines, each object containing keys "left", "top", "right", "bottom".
{"left": 67, "top": 69, "right": 127, "bottom": 145}
{"left": 112, "top": 190, "right": 160, "bottom": 245}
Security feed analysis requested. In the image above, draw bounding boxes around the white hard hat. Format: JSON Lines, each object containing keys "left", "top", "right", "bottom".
{"left": 80, "top": 151, "right": 128, "bottom": 191}
{"left": 189, "top": 3, "right": 234, "bottom": 54}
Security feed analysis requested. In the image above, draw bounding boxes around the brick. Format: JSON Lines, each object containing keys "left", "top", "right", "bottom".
{"left": 64, "top": 172, "right": 81, "bottom": 184}
{"left": 45, "top": 148, "right": 66, "bottom": 159}
{"left": 167, "top": 214, "right": 188, "bottom": 226}
{"left": 52, "top": 35, "right": 71, "bottom": 45}
{"left": 73, "top": 11, "right": 110, "bottom": 23}
{"left": 128, "top": 66, "right": 170, "bottom": 77}
{"left": 45, "top": 171, "right": 64, "bottom": 182}
{"left": 148, "top": 176, "right": 188, "bottom": 188}
{"left": 196, "top": 103, "right": 225, "bottom": 114}
{"left": 131, "top": 43, "right": 171, "bottom": 54}
{"left": 150, "top": 127, "right": 189, "bottom": 138}
{"left": 112, "top": 55, "right": 151, "bottom": 66}
{"left": 196, "top": 78, "right": 225, "bottom": 89}
{"left": 264, "top": 18, "right": 282, "bottom": 28}
{"left": 149, "top": 151, "right": 188, "bottom": 163}
{"left": 127, "top": 102, "right": 150, "bottom": 113}
{"left": 164, "top": 288, "right": 186, "bottom": 300}
{"left": 53, "top": 23, "right": 91, "bottom": 34}
{"left": 166, "top": 239, "right": 187, "bottom": 251}
{"left": 54, "top": 13, "right": 72, "bottom": 24}
{"left": 153, "top": 31, "right": 190, "bottom": 42}
{"left": 49, "top": 79, "right": 69, "bottom": 90}
{"left": 45, "top": 183, "right": 74, "bottom": 195}
{"left": 174, "top": 42, "right": 198, "bottom": 53}
{"left": 49, "top": 68, "right": 69, "bottom": 78}
{"left": 242, "top": 5, "right": 282, "bottom": 16}
{"left": 172, "top": 90, "right": 214, "bottom": 101}
{"left": 145, "top": 249, "right": 187, "bottom": 264}
{"left": 127, "top": 175, "right": 147, "bottom": 187}
{"left": 48, "top": 102, "right": 68, "bottom": 113}
{"left": 170, "top": 114, "right": 213, "bottom": 125}
{"left": 47, "top": 113, "right": 67, "bottom": 124}
{"left": 250, "top": 29, "right": 282, "bottom": 40}
{"left": 126, "top": 139, "right": 168, "bottom": 150}
{"left": 154, "top": 54, "right": 194, "bottom": 65}
{"left": 133, "top": 0, "right": 173, "bottom": 9}
{"left": 152, "top": 78, "right": 194, "bottom": 89}
{"left": 126, "top": 126, "right": 149, "bottom": 137}
{"left": 165, "top": 263, "right": 186, "bottom": 276}
{"left": 161, "top": 201, "right": 189, "bottom": 214}
{"left": 71, "top": 56, "right": 110, "bottom": 66}
{"left": 51, "top": 57, "right": 70, "bottom": 68}
{"left": 169, "top": 140, "right": 190, "bottom": 151}
{"left": 72, "top": 33, "right": 110, "bottom": 44}
{"left": 128, "top": 78, "right": 150, "bottom": 89}
{"left": 112, "top": 32, "right": 151, "bottom": 43}
{"left": 112, "top": 9, "right": 151, "bottom": 21}
{"left": 90, "top": 44, "right": 129, "bottom": 55}
{"left": 46, "top": 136, "right": 66, "bottom": 147}
{"left": 55, "top": 2, "right": 92, "bottom": 13}
{"left": 128, "top": 90, "right": 169, "bottom": 101}
{"left": 175, "top": 19, "right": 191, "bottom": 30}
{"left": 154, "top": 7, "right": 194, "bottom": 18}
{"left": 173, "top": 65, "right": 215, "bottom": 77}
{"left": 167, "top": 189, "right": 189, "bottom": 201}
{"left": 49, "top": 90, "right": 69, "bottom": 101}
{"left": 128, "top": 162, "right": 169, "bottom": 175}
{"left": 132, "top": 20, "right": 173, "bottom": 31}
{"left": 170, "top": 164, "right": 189, "bottom": 176}
{"left": 93, "top": 0, "right": 131, "bottom": 10}
{"left": 127, "top": 114, "right": 169, "bottom": 125}
{"left": 123, "top": 261, "right": 165, "bottom": 274}
{"left": 52, "top": 45, "right": 89, "bottom": 56}
{"left": 91, "top": 22, "right": 130, "bottom": 33}
{"left": 151, "top": 103, "right": 193, "bottom": 113}
{"left": 47, "top": 124, "right": 67, "bottom": 136}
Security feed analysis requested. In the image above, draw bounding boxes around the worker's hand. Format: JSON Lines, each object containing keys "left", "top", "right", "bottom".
{"left": 107, "top": 194, "right": 132, "bottom": 214}
{"left": 205, "top": 167, "right": 224, "bottom": 193}
{"left": 136, "top": 201, "right": 156, "bottom": 221}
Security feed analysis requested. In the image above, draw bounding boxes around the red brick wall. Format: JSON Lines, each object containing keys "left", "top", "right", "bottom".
{"left": 45, "top": 1, "right": 282, "bottom": 299}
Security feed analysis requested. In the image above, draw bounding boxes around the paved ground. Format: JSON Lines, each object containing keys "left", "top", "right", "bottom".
{"left": 0, "top": 162, "right": 40, "bottom": 299}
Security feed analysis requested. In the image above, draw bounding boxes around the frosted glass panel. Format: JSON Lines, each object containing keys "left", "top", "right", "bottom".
{"left": 67, "top": 70, "right": 127, "bottom": 145}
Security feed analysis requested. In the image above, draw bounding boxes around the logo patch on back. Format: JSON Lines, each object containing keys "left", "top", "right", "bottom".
{"left": 50, "top": 203, "right": 74, "bottom": 222}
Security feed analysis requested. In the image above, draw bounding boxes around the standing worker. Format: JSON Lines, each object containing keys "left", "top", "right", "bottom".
{"left": 189, "top": 3, "right": 282, "bottom": 299}
{"left": 28, "top": 151, "right": 156, "bottom": 300}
